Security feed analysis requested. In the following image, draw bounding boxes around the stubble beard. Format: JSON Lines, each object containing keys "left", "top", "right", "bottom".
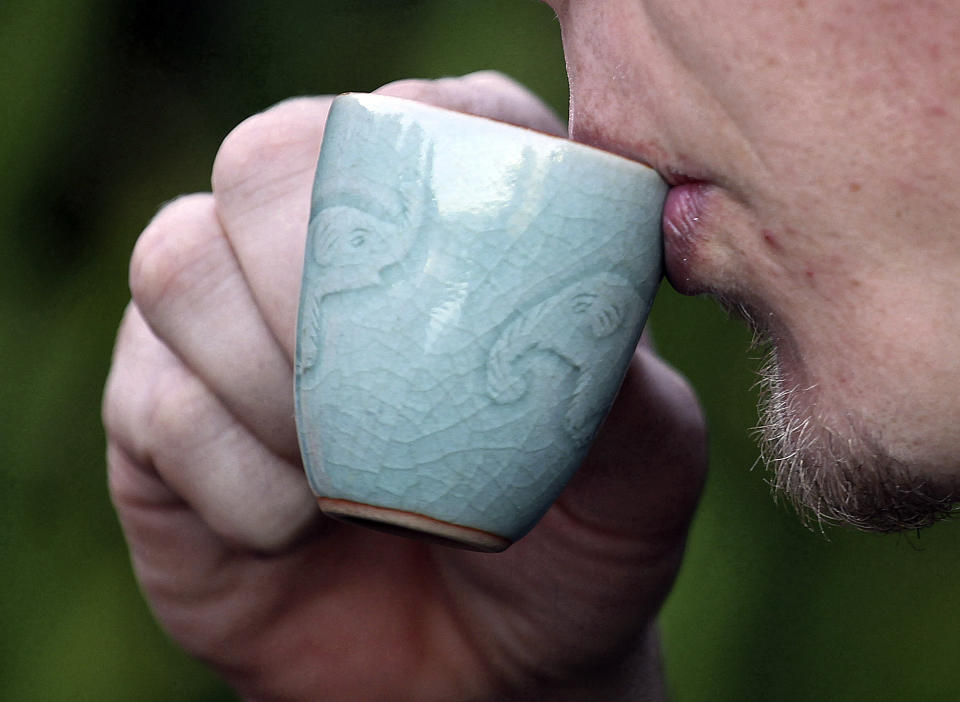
{"left": 753, "top": 346, "right": 957, "bottom": 533}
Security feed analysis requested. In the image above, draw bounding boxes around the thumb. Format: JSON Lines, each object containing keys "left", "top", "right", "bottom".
{"left": 375, "top": 71, "right": 567, "bottom": 137}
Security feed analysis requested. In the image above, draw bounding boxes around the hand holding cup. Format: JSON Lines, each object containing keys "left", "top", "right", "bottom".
{"left": 104, "top": 73, "right": 707, "bottom": 702}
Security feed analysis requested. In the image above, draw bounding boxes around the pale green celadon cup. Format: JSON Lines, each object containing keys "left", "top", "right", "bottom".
{"left": 295, "top": 93, "right": 666, "bottom": 552}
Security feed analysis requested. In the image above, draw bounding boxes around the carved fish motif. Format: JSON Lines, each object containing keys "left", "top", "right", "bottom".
{"left": 486, "top": 272, "right": 642, "bottom": 445}
{"left": 297, "top": 125, "right": 432, "bottom": 387}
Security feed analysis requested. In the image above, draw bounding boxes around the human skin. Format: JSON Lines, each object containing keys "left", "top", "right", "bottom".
{"left": 547, "top": 0, "right": 960, "bottom": 527}
{"left": 103, "top": 73, "right": 706, "bottom": 701}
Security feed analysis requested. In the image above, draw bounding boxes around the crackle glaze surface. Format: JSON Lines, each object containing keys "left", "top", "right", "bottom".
{"left": 295, "top": 93, "right": 666, "bottom": 544}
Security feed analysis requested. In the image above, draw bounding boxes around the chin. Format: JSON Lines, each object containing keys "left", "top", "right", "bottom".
{"left": 753, "top": 344, "right": 958, "bottom": 533}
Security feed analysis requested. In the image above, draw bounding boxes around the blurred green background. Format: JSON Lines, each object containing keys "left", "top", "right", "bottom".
{"left": 2, "top": 1, "right": 957, "bottom": 700}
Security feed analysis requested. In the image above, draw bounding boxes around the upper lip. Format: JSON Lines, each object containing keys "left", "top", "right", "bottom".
{"left": 660, "top": 169, "right": 705, "bottom": 187}
{"left": 567, "top": 125, "right": 707, "bottom": 188}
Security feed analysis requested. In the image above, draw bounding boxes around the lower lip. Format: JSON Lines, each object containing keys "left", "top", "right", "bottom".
{"left": 661, "top": 182, "right": 710, "bottom": 295}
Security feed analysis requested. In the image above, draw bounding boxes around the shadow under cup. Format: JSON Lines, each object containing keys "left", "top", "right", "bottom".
{"left": 295, "top": 93, "right": 666, "bottom": 552}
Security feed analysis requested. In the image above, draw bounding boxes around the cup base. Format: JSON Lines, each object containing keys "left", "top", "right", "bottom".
{"left": 317, "top": 498, "right": 511, "bottom": 553}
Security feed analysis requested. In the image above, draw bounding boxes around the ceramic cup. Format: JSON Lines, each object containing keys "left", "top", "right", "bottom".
{"left": 295, "top": 93, "right": 666, "bottom": 552}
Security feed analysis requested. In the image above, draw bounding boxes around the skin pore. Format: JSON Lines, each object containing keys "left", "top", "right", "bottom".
{"left": 547, "top": 0, "right": 960, "bottom": 529}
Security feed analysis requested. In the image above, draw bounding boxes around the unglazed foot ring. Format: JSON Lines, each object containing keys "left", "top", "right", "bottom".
{"left": 317, "top": 498, "right": 511, "bottom": 553}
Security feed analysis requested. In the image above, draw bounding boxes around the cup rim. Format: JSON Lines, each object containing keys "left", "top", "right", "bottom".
{"left": 337, "top": 91, "right": 662, "bottom": 178}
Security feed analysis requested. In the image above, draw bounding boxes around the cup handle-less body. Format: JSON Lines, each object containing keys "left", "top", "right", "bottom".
{"left": 295, "top": 94, "right": 666, "bottom": 551}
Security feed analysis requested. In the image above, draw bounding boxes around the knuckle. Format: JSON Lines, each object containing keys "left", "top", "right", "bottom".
{"left": 211, "top": 110, "right": 274, "bottom": 195}
{"left": 212, "top": 98, "right": 328, "bottom": 196}
{"left": 103, "top": 304, "right": 208, "bottom": 463}
{"left": 129, "top": 193, "right": 217, "bottom": 317}
{"left": 102, "top": 304, "right": 163, "bottom": 460}
{"left": 102, "top": 317, "right": 135, "bottom": 443}
{"left": 145, "top": 365, "right": 215, "bottom": 459}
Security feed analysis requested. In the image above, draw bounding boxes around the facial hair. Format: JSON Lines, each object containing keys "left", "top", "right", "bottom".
{"left": 753, "top": 345, "right": 957, "bottom": 533}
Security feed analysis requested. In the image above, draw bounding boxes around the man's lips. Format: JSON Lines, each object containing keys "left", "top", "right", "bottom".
{"left": 662, "top": 181, "right": 711, "bottom": 296}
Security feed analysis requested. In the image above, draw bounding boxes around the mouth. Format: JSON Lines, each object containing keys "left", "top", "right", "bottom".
{"left": 660, "top": 180, "right": 715, "bottom": 296}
